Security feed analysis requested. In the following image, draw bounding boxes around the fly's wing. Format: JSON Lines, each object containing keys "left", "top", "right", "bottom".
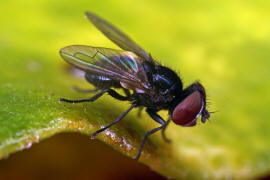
{"left": 85, "top": 11, "right": 151, "bottom": 61}
{"left": 60, "top": 45, "right": 153, "bottom": 93}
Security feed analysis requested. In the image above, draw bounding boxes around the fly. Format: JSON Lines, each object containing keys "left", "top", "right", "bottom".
{"left": 59, "top": 11, "right": 210, "bottom": 160}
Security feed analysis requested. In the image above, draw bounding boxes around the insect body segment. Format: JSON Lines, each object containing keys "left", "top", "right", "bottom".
{"left": 59, "top": 11, "right": 210, "bottom": 160}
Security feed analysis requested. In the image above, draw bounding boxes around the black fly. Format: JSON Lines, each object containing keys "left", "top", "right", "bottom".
{"left": 59, "top": 11, "right": 210, "bottom": 160}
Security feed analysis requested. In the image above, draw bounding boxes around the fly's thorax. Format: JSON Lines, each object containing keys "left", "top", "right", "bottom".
{"left": 151, "top": 66, "right": 182, "bottom": 96}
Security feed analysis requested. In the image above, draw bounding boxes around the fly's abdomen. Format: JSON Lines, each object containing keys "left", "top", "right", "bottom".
{"left": 85, "top": 73, "right": 121, "bottom": 89}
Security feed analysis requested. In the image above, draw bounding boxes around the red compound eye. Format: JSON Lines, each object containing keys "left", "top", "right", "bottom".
{"left": 172, "top": 91, "right": 203, "bottom": 127}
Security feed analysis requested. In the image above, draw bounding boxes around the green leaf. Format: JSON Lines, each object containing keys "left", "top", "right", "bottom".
{"left": 1, "top": 0, "right": 270, "bottom": 179}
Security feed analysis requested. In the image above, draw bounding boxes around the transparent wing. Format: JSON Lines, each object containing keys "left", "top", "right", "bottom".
{"left": 60, "top": 45, "right": 152, "bottom": 93}
{"left": 85, "top": 11, "right": 151, "bottom": 61}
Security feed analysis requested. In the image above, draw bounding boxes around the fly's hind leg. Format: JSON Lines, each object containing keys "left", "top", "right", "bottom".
{"left": 59, "top": 88, "right": 131, "bottom": 103}
{"left": 59, "top": 89, "right": 108, "bottom": 103}
{"left": 123, "top": 89, "right": 131, "bottom": 97}
{"left": 107, "top": 89, "right": 131, "bottom": 101}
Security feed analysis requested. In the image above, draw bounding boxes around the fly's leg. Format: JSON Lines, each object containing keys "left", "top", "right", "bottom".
{"left": 91, "top": 103, "right": 136, "bottom": 138}
{"left": 123, "top": 89, "right": 131, "bottom": 97}
{"left": 107, "top": 89, "right": 131, "bottom": 101}
{"left": 59, "top": 89, "right": 108, "bottom": 103}
{"left": 161, "top": 118, "right": 171, "bottom": 143}
{"left": 59, "top": 88, "right": 131, "bottom": 103}
{"left": 134, "top": 108, "right": 166, "bottom": 160}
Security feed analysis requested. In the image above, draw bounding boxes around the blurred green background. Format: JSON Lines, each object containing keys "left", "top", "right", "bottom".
{"left": 0, "top": 0, "right": 270, "bottom": 179}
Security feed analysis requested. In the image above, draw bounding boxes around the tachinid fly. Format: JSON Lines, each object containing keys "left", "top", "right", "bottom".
{"left": 59, "top": 11, "right": 210, "bottom": 160}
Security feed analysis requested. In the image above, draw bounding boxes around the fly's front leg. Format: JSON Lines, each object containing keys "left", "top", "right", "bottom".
{"left": 161, "top": 118, "right": 171, "bottom": 143}
{"left": 134, "top": 108, "right": 167, "bottom": 160}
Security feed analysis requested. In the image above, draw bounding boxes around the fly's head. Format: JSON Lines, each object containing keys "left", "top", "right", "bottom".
{"left": 170, "top": 82, "right": 210, "bottom": 127}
